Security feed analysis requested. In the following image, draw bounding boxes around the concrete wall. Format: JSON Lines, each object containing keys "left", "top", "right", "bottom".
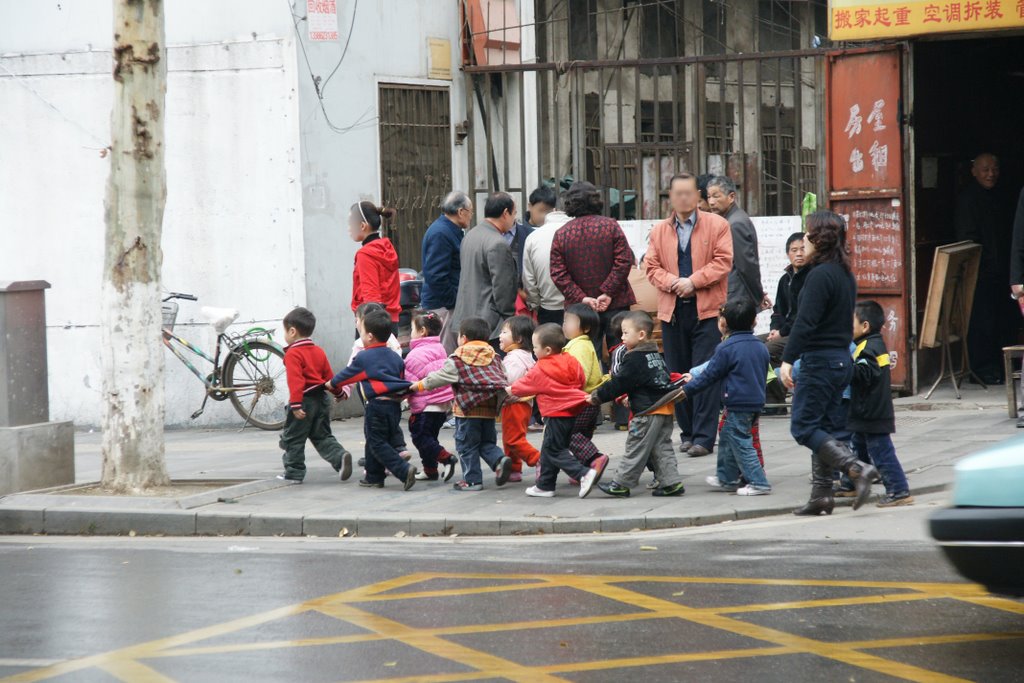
{"left": 0, "top": 0, "right": 467, "bottom": 427}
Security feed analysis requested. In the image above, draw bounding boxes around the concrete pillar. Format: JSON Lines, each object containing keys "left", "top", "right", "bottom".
{"left": 0, "top": 281, "right": 74, "bottom": 496}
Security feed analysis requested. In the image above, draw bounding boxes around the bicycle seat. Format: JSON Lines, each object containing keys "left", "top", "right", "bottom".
{"left": 200, "top": 306, "right": 240, "bottom": 334}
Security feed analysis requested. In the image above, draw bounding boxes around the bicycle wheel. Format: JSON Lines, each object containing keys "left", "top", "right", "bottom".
{"left": 222, "top": 341, "right": 288, "bottom": 430}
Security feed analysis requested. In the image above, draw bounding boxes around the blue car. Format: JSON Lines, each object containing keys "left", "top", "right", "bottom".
{"left": 929, "top": 434, "right": 1024, "bottom": 597}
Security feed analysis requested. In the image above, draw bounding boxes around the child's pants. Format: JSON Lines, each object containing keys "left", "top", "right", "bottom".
{"left": 454, "top": 417, "right": 505, "bottom": 486}
{"left": 613, "top": 414, "right": 683, "bottom": 489}
{"left": 409, "top": 411, "right": 451, "bottom": 475}
{"left": 501, "top": 402, "right": 540, "bottom": 472}
{"left": 279, "top": 390, "right": 349, "bottom": 481}
{"left": 570, "top": 403, "right": 604, "bottom": 465}
{"left": 536, "top": 416, "right": 590, "bottom": 492}
{"left": 719, "top": 409, "right": 763, "bottom": 466}
{"left": 717, "top": 410, "right": 771, "bottom": 490}
{"left": 851, "top": 431, "right": 909, "bottom": 496}
{"left": 363, "top": 400, "right": 412, "bottom": 484}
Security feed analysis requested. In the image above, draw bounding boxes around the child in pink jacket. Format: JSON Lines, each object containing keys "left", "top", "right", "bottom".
{"left": 404, "top": 311, "right": 458, "bottom": 481}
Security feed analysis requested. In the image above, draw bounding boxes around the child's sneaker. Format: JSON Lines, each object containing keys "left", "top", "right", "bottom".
{"left": 339, "top": 451, "right": 353, "bottom": 481}
{"left": 525, "top": 485, "right": 555, "bottom": 497}
{"left": 646, "top": 479, "right": 661, "bottom": 489}
{"left": 507, "top": 472, "right": 523, "bottom": 483}
{"left": 579, "top": 459, "right": 608, "bottom": 499}
{"left": 415, "top": 470, "right": 439, "bottom": 481}
{"left": 876, "top": 493, "right": 914, "bottom": 507}
{"left": 653, "top": 481, "right": 686, "bottom": 497}
{"left": 439, "top": 453, "right": 459, "bottom": 482}
{"left": 276, "top": 475, "right": 302, "bottom": 484}
{"left": 358, "top": 479, "right": 384, "bottom": 488}
{"left": 452, "top": 480, "right": 483, "bottom": 492}
{"left": 736, "top": 485, "right": 771, "bottom": 496}
{"left": 705, "top": 476, "right": 738, "bottom": 492}
{"left": 404, "top": 467, "right": 418, "bottom": 491}
{"left": 494, "top": 456, "right": 513, "bottom": 487}
{"left": 599, "top": 481, "right": 630, "bottom": 498}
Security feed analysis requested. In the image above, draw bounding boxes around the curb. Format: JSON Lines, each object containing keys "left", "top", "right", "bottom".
{"left": 0, "top": 483, "right": 950, "bottom": 538}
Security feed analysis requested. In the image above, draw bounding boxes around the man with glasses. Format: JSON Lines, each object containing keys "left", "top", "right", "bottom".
{"left": 447, "top": 192, "right": 520, "bottom": 352}
{"left": 422, "top": 191, "right": 473, "bottom": 352}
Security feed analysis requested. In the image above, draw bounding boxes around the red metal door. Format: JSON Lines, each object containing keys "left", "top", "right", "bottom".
{"left": 826, "top": 47, "right": 909, "bottom": 389}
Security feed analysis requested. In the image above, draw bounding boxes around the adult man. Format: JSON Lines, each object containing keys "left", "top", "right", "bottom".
{"left": 763, "top": 232, "right": 807, "bottom": 408}
{"left": 447, "top": 192, "right": 519, "bottom": 347}
{"left": 955, "top": 153, "right": 1015, "bottom": 384}
{"left": 523, "top": 193, "right": 572, "bottom": 325}
{"left": 645, "top": 174, "right": 733, "bottom": 457}
{"left": 421, "top": 191, "right": 473, "bottom": 350}
{"left": 508, "top": 186, "right": 557, "bottom": 311}
{"left": 707, "top": 176, "right": 766, "bottom": 309}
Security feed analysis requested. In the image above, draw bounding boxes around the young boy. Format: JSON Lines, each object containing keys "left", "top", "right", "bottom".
{"left": 509, "top": 323, "right": 606, "bottom": 498}
{"left": 327, "top": 309, "right": 418, "bottom": 490}
{"left": 847, "top": 300, "right": 913, "bottom": 507}
{"left": 278, "top": 307, "right": 353, "bottom": 483}
{"left": 589, "top": 311, "right": 685, "bottom": 498}
{"left": 410, "top": 317, "right": 513, "bottom": 492}
{"left": 662, "top": 299, "right": 772, "bottom": 495}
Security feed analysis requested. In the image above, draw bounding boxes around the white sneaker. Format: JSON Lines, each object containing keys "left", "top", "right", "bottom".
{"left": 705, "top": 476, "right": 724, "bottom": 487}
{"left": 525, "top": 485, "right": 555, "bottom": 498}
{"left": 736, "top": 485, "right": 771, "bottom": 496}
{"left": 579, "top": 467, "right": 604, "bottom": 498}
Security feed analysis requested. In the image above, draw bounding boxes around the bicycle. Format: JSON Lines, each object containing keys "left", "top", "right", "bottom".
{"left": 161, "top": 292, "right": 288, "bottom": 431}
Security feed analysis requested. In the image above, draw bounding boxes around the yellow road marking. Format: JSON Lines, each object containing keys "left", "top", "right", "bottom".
{"left": 710, "top": 591, "right": 938, "bottom": 614}
{"left": 98, "top": 659, "right": 178, "bottom": 683}
{"left": 955, "top": 595, "right": 1024, "bottom": 615}
{"left": 347, "top": 581, "right": 555, "bottom": 603}
{"left": 842, "top": 631, "right": 1024, "bottom": 650}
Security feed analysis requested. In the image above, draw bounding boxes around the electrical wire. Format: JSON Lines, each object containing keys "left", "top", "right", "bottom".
{"left": 319, "top": 0, "right": 359, "bottom": 96}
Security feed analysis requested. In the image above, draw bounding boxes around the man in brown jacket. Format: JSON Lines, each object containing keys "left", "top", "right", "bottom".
{"left": 645, "top": 173, "right": 733, "bottom": 457}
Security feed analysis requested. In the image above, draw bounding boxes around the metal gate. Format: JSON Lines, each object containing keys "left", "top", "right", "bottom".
{"left": 378, "top": 84, "right": 452, "bottom": 270}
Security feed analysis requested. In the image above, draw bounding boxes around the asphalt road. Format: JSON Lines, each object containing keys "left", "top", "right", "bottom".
{"left": 1, "top": 493, "right": 1022, "bottom": 683}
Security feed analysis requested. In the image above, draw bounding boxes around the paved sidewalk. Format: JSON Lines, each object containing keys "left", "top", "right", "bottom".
{"left": 1, "top": 382, "right": 1018, "bottom": 537}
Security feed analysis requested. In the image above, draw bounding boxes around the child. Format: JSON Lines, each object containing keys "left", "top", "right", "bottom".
{"left": 847, "top": 300, "right": 913, "bottom": 507}
{"left": 410, "top": 317, "right": 513, "bottom": 492}
{"left": 606, "top": 311, "right": 631, "bottom": 431}
{"left": 509, "top": 323, "right": 606, "bottom": 498}
{"left": 563, "top": 303, "right": 608, "bottom": 474}
{"left": 498, "top": 316, "right": 541, "bottom": 482}
{"left": 589, "top": 311, "right": 685, "bottom": 498}
{"left": 669, "top": 299, "right": 772, "bottom": 496}
{"left": 278, "top": 307, "right": 353, "bottom": 483}
{"left": 343, "top": 302, "right": 409, "bottom": 463}
{"left": 404, "top": 311, "right": 459, "bottom": 482}
{"left": 349, "top": 201, "right": 402, "bottom": 328}
{"left": 327, "top": 310, "right": 418, "bottom": 490}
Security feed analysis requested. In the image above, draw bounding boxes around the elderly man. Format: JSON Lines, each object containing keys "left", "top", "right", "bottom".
{"left": 955, "top": 153, "right": 1015, "bottom": 384}
{"left": 707, "top": 176, "right": 766, "bottom": 310}
{"left": 645, "top": 173, "right": 733, "bottom": 457}
{"left": 447, "top": 192, "right": 519, "bottom": 348}
{"left": 422, "top": 191, "right": 473, "bottom": 352}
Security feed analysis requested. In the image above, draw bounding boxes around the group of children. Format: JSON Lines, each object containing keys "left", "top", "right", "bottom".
{"left": 279, "top": 295, "right": 913, "bottom": 507}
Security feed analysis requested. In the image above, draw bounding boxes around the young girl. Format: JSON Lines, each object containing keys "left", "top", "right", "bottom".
{"left": 606, "top": 311, "right": 630, "bottom": 432}
{"left": 563, "top": 303, "right": 608, "bottom": 473}
{"left": 349, "top": 201, "right": 401, "bottom": 329}
{"left": 404, "top": 311, "right": 458, "bottom": 481}
{"left": 498, "top": 315, "right": 540, "bottom": 482}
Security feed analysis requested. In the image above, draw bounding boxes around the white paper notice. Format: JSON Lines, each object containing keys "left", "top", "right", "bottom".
{"left": 308, "top": 0, "right": 339, "bottom": 41}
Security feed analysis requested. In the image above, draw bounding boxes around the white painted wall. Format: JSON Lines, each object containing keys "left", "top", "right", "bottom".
{"left": 0, "top": 0, "right": 469, "bottom": 427}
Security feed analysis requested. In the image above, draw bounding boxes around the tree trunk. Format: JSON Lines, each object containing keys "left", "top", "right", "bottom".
{"left": 100, "top": 0, "right": 169, "bottom": 491}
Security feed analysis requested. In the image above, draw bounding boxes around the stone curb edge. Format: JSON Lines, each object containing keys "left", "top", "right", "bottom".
{"left": 0, "top": 484, "right": 949, "bottom": 539}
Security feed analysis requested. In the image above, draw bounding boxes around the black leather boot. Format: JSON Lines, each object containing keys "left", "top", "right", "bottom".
{"left": 816, "top": 439, "right": 879, "bottom": 511}
{"left": 793, "top": 456, "right": 834, "bottom": 516}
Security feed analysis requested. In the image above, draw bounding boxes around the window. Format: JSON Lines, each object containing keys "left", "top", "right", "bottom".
{"left": 759, "top": 0, "right": 801, "bottom": 53}
{"left": 568, "top": 0, "right": 597, "bottom": 61}
{"left": 640, "top": 100, "right": 682, "bottom": 144}
{"left": 640, "top": 0, "right": 680, "bottom": 59}
{"left": 705, "top": 101, "right": 735, "bottom": 155}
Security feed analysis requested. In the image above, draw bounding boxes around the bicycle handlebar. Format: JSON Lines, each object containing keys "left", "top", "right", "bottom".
{"left": 163, "top": 292, "right": 198, "bottom": 302}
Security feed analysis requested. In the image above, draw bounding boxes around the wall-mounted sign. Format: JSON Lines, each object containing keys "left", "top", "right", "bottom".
{"left": 308, "top": 0, "right": 339, "bottom": 42}
{"left": 830, "top": 0, "right": 1024, "bottom": 40}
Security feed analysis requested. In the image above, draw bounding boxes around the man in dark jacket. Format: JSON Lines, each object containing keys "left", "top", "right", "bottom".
{"left": 708, "top": 176, "right": 766, "bottom": 310}
{"left": 762, "top": 232, "right": 807, "bottom": 407}
{"left": 847, "top": 301, "right": 912, "bottom": 507}
{"left": 421, "top": 191, "right": 473, "bottom": 351}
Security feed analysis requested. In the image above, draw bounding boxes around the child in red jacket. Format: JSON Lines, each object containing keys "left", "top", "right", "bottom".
{"left": 279, "top": 307, "right": 353, "bottom": 483}
{"left": 509, "top": 323, "right": 607, "bottom": 498}
{"left": 349, "top": 201, "right": 401, "bottom": 326}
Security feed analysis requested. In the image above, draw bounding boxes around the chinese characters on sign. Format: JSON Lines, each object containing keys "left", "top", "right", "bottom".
{"left": 308, "top": 0, "right": 339, "bottom": 42}
{"left": 843, "top": 208, "right": 904, "bottom": 290}
{"left": 844, "top": 100, "right": 889, "bottom": 177}
{"left": 830, "top": 0, "right": 1024, "bottom": 40}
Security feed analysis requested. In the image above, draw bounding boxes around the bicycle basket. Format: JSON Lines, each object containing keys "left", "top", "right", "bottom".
{"left": 161, "top": 302, "right": 179, "bottom": 331}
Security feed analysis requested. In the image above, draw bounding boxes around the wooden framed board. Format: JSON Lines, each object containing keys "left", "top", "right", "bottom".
{"left": 919, "top": 241, "right": 981, "bottom": 349}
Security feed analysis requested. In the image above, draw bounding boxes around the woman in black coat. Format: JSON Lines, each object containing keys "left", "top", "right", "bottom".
{"left": 779, "top": 211, "right": 878, "bottom": 515}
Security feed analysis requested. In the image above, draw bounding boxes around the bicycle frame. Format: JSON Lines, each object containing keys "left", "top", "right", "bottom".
{"left": 162, "top": 328, "right": 225, "bottom": 392}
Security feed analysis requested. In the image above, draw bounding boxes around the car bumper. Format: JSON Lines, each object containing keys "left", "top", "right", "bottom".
{"left": 930, "top": 507, "right": 1024, "bottom": 597}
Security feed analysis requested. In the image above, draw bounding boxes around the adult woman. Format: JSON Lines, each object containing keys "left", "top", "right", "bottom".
{"left": 349, "top": 201, "right": 401, "bottom": 334}
{"left": 779, "top": 210, "right": 878, "bottom": 515}
{"left": 549, "top": 181, "right": 636, "bottom": 358}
